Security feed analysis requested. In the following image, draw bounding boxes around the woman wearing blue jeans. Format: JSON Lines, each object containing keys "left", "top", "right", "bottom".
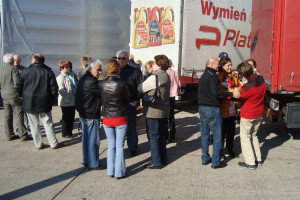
{"left": 137, "top": 55, "right": 170, "bottom": 169}
{"left": 99, "top": 59, "right": 131, "bottom": 179}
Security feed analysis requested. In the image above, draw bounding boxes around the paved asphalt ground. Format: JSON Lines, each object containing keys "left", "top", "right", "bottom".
{"left": 0, "top": 103, "right": 299, "bottom": 200}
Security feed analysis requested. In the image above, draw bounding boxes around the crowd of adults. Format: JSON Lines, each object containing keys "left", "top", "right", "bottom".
{"left": 0, "top": 50, "right": 265, "bottom": 179}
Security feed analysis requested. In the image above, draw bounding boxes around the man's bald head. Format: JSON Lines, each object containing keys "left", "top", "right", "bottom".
{"left": 32, "top": 53, "right": 45, "bottom": 64}
{"left": 206, "top": 56, "right": 220, "bottom": 71}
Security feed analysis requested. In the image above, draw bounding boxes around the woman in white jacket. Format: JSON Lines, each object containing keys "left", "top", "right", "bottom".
{"left": 56, "top": 60, "right": 78, "bottom": 138}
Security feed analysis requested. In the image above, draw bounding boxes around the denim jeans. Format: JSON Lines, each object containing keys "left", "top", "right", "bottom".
{"left": 80, "top": 117, "right": 100, "bottom": 168}
{"left": 146, "top": 118, "right": 168, "bottom": 166}
{"left": 103, "top": 124, "right": 127, "bottom": 178}
{"left": 199, "top": 106, "right": 223, "bottom": 166}
{"left": 27, "top": 112, "right": 58, "bottom": 148}
{"left": 126, "top": 102, "right": 138, "bottom": 152}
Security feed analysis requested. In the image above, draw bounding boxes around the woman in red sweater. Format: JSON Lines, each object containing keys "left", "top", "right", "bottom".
{"left": 237, "top": 61, "right": 266, "bottom": 170}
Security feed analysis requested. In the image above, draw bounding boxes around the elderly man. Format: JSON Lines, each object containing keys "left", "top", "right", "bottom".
{"left": 198, "top": 56, "right": 240, "bottom": 169}
{"left": 13, "top": 54, "right": 30, "bottom": 132}
{"left": 0, "top": 53, "right": 31, "bottom": 141}
{"left": 13, "top": 55, "right": 27, "bottom": 72}
{"left": 116, "top": 50, "right": 142, "bottom": 156}
{"left": 75, "top": 59, "right": 104, "bottom": 170}
{"left": 16, "top": 53, "right": 63, "bottom": 150}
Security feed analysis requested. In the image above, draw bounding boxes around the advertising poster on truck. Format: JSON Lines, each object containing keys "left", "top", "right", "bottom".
{"left": 130, "top": 0, "right": 252, "bottom": 86}
{"left": 130, "top": 0, "right": 181, "bottom": 77}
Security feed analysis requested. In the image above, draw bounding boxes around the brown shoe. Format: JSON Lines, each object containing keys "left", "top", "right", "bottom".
{"left": 51, "top": 143, "right": 64, "bottom": 149}
{"left": 36, "top": 143, "right": 44, "bottom": 150}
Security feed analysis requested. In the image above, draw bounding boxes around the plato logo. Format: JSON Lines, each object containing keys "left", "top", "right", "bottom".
{"left": 195, "top": 25, "right": 251, "bottom": 50}
{"left": 195, "top": 26, "right": 220, "bottom": 50}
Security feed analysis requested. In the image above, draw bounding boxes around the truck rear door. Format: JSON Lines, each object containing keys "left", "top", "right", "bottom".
{"left": 278, "top": 0, "right": 300, "bottom": 92}
{"left": 251, "top": 0, "right": 300, "bottom": 93}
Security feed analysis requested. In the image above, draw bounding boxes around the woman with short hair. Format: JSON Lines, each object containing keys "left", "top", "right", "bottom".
{"left": 56, "top": 60, "right": 78, "bottom": 138}
{"left": 138, "top": 55, "right": 170, "bottom": 169}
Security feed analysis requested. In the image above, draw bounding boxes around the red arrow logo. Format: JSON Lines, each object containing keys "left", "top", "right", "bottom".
{"left": 195, "top": 26, "right": 221, "bottom": 50}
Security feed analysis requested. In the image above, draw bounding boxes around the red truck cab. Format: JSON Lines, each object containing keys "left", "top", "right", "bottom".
{"left": 251, "top": 0, "right": 300, "bottom": 128}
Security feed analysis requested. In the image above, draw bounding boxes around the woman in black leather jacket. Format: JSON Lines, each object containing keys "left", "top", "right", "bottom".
{"left": 99, "top": 59, "right": 131, "bottom": 179}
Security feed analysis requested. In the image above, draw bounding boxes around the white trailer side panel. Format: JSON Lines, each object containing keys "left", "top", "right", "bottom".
{"left": 1, "top": 0, "right": 130, "bottom": 76}
{"left": 181, "top": 0, "right": 252, "bottom": 84}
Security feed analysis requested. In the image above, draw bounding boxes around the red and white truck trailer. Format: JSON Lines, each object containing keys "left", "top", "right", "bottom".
{"left": 251, "top": 0, "right": 300, "bottom": 128}
{"left": 130, "top": 0, "right": 252, "bottom": 86}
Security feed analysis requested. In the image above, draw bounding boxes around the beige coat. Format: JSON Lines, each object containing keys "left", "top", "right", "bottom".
{"left": 56, "top": 71, "right": 78, "bottom": 107}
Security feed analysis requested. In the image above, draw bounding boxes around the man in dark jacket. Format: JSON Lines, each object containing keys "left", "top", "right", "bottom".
{"left": 75, "top": 59, "right": 103, "bottom": 170}
{"left": 0, "top": 53, "right": 31, "bottom": 141}
{"left": 129, "top": 54, "right": 143, "bottom": 78}
{"left": 198, "top": 56, "right": 240, "bottom": 169}
{"left": 116, "top": 50, "right": 142, "bottom": 156}
{"left": 16, "top": 53, "right": 63, "bottom": 150}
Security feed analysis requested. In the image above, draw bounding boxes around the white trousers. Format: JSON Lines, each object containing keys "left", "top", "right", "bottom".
{"left": 240, "top": 117, "right": 262, "bottom": 165}
{"left": 27, "top": 112, "right": 58, "bottom": 148}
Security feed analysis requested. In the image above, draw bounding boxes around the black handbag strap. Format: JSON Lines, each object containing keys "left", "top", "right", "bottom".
{"left": 153, "top": 74, "right": 158, "bottom": 96}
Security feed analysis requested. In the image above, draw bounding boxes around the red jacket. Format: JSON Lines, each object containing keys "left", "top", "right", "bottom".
{"left": 240, "top": 74, "right": 266, "bottom": 119}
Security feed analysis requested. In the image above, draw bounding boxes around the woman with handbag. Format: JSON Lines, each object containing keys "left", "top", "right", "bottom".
{"left": 56, "top": 60, "right": 78, "bottom": 138}
{"left": 137, "top": 55, "right": 170, "bottom": 169}
{"left": 99, "top": 59, "right": 131, "bottom": 179}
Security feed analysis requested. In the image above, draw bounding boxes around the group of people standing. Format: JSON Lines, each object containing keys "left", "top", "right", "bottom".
{"left": 198, "top": 52, "right": 266, "bottom": 170}
{"left": 1, "top": 53, "right": 65, "bottom": 149}
{"left": 75, "top": 51, "right": 179, "bottom": 178}
{"left": 1, "top": 49, "right": 265, "bottom": 181}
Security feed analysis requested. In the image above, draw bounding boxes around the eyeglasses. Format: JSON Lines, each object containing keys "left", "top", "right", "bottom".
{"left": 117, "top": 57, "right": 126, "bottom": 60}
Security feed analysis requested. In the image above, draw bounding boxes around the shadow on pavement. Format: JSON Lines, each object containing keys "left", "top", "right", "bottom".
{"left": 258, "top": 118, "right": 291, "bottom": 161}
{"left": 167, "top": 116, "right": 200, "bottom": 164}
{"left": 0, "top": 167, "right": 87, "bottom": 199}
{"left": 232, "top": 117, "right": 292, "bottom": 162}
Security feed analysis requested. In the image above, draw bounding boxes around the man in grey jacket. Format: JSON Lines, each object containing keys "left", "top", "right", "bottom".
{"left": 13, "top": 54, "right": 30, "bottom": 133}
{"left": 0, "top": 53, "right": 31, "bottom": 141}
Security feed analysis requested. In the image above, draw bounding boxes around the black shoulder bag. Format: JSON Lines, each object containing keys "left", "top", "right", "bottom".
{"left": 142, "top": 74, "right": 159, "bottom": 105}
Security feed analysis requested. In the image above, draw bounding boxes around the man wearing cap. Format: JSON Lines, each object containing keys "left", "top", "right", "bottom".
{"left": 218, "top": 52, "right": 229, "bottom": 58}
{"left": 198, "top": 56, "right": 240, "bottom": 169}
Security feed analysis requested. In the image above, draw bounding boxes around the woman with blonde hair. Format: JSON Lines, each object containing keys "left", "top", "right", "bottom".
{"left": 99, "top": 59, "right": 131, "bottom": 179}
{"left": 78, "top": 55, "right": 92, "bottom": 79}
